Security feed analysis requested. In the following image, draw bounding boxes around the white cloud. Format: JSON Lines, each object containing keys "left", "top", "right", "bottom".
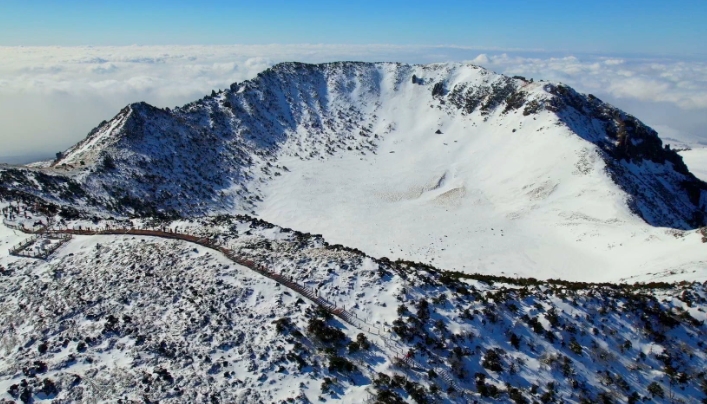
{"left": 0, "top": 45, "right": 706, "bottom": 160}
{"left": 471, "top": 54, "right": 489, "bottom": 65}
{"left": 471, "top": 52, "right": 707, "bottom": 147}
{"left": 476, "top": 53, "right": 707, "bottom": 110}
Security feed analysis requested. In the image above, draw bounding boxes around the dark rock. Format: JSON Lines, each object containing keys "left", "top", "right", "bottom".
{"left": 432, "top": 82, "right": 446, "bottom": 97}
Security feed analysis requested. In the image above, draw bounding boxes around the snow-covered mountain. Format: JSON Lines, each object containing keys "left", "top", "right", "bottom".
{"left": 1, "top": 62, "right": 707, "bottom": 403}
{"left": 2, "top": 62, "right": 705, "bottom": 282}
{"left": 51, "top": 62, "right": 707, "bottom": 225}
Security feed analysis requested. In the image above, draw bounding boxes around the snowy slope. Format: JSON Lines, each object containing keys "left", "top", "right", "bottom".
{"left": 1, "top": 62, "right": 706, "bottom": 283}
{"left": 1, "top": 215, "right": 706, "bottom": 403}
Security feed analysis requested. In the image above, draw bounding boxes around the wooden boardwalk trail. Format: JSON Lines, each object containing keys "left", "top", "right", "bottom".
{"left": 6, "top": 222, "right": 392, "bottom": 337}
{"left": 32, "top": 226, "right": 386, "bottom": 336}
{"left": 7, "top": 222, "right": 474, "bottom": 400}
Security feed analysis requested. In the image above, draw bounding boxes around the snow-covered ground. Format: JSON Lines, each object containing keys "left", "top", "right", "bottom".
{"left": 0, "top": 232, "right": 386, "bottom": 402}
{"left": 1, "top": 215, "right": 706, "bottom": 403}
{"left": 2, "top": 60, "right": 707, "bottom": 401}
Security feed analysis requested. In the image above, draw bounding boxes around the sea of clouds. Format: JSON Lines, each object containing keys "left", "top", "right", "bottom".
{"left": 1, "top": 44, "right": 706, "bottom": 163}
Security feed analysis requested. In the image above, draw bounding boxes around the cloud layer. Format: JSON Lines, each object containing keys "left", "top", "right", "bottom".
{"left": 473, "top": 54, "right": 707, "bottom": 110}
{"left": 1, "top": 45, "right": 706, "bottom": 161}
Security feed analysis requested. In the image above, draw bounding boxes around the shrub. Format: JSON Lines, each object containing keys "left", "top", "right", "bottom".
{"left": 527, "top": 316, "right": 544, "bottom": 334}
{"left": 510, "top": 333, "right": 521, "bottom": 349}
{"left": 285, "top": 351, "right": 307, "bottom": 370}
{"left": 356, "top": 333, "right": 371, "bottom": 350}
{"left": 545, "top": 308, "right": 560, "bottom": 327}
{"left": 348, "top": 341, "right": 360, "bottom": 353}
{"left": 482, "top": 348, "right": 504, "bottom": 372}
{"left": 561, "top": 356, "right": 573, "bottom": 377}
{"left": 373, "top": 373, "right": 391, "bottom": 387}
{"left": 328, "top": 356, "right": 355, "bottom": 372}
{"left": 568, "top": 338, "right": 583, "bottom": 355}
{"left": 397, "top": 304, "right": 408, "bottom": 316}
{"left": 416, "top": 300, "right": 430, "bottom": 322}
{"left": 101, "top": 154, "right": 116, "bottom": 171}
{"left": 321, "top": 377, "right": 334, "bottom": 393}
{"left": 315, "top": 306, "right": 333, "bottom": 320}
{"left": 403, "top": 380, "right": 428, "bottom": 403}
{"left": 40, "top": 378, "right": 58, "bottom": 397}
{"left": 307, "top": 318, "right": 345, "bottom": 344}
{"left": 434, "top": 319, "right": 447, "bottom": 333}
{"left": 392, "top": 318, "right": 409, "bottom": 339}
{"left": 273, "top": 317, "right": 291, "bottom": 334}
{"left": 38, "top": 342, "right": 48, "bottom": 354}
{"left": 647, "top": 382, "right": 664, "bottom": 398}
{"left": 475, "top": 373, "right": 489, "bottom": 397}
{"left": 375, "top": 389, "right": 405, "bottom": 403}
{"left": 509, "top": 387, "right": 527, "bottom": 404}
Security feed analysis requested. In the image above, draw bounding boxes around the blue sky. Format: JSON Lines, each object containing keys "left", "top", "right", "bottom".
{"left": 2, "top": 0, "right": 706, "bottom": 56}
{"left": 1, "top": 2, "right": 707, "bottom": 161}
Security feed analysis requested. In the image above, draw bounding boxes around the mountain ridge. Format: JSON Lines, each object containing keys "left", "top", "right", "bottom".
{"left": 1, "top": 61, "right": 706, "bottom": 281}
{"left": 8, "top": 61, "right": 706, "bottom": 228}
